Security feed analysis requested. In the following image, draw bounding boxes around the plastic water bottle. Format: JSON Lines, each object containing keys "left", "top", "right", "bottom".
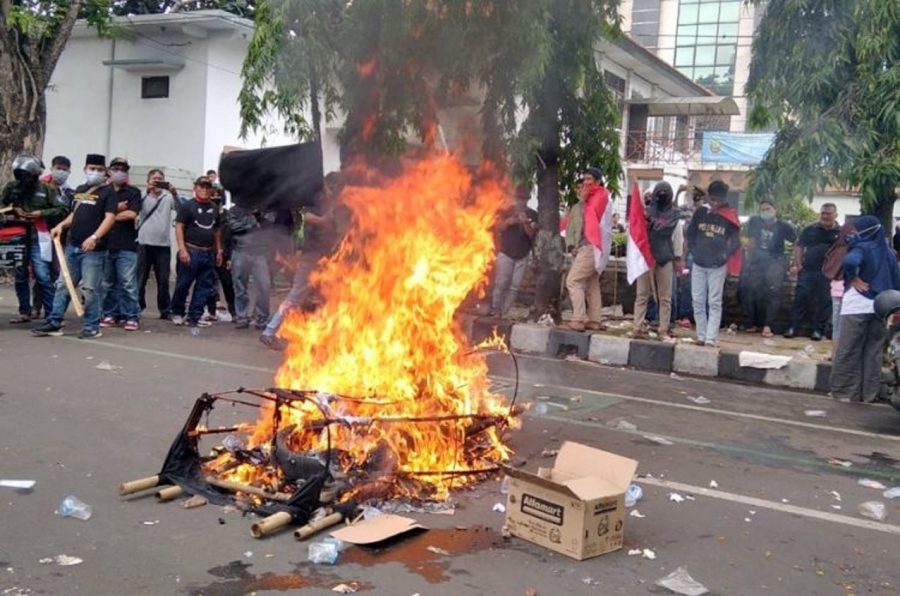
{"left": 59, "top": 495, "right": 93, "bottom": 520}
{"left": 624, "top": 484, "right": 643, "bottom": 508}
{"left": 307, "top": 537, "right": 345, "bottom": 564}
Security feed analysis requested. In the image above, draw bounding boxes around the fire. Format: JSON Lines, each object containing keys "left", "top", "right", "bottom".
{"left": 214, "top": 155, "right": 516, "bottom": 501}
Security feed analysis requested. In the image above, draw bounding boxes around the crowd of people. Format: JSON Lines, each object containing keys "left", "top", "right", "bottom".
{"left": 1, "top": 152, "right": 342, "bottom": 349}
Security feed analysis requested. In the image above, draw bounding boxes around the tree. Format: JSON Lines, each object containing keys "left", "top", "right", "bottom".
{"left": 746, "top": 0, "right": 900, "bottom": 227}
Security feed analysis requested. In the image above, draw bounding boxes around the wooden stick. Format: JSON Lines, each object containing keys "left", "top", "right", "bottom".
{"left": 293, "top": 512, "right": 343, "bottom": 540}
{"left": 250, "top": 511, "right": 294, "bottom": 539}
{"left": 119, "top": 475, "right": 160, "bottom": 496}
{"left": 52, "top": 235, "right": 84, "bottom": 317}
{"left": 203, "top": 476, "right": 292, "bottom": 503}
{"left": 155, "top": 485, "right": 185, "bottom": 502}
{"left": 0, "top": 205, "right": 13, "bottom": 215}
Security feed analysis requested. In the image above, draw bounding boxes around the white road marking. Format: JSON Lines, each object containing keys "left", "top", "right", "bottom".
{"left": 636, "top": 477, "right": 900, "bottom": 536}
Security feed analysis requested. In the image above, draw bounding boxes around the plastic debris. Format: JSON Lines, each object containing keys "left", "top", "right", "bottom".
{"left": 307, "top": 537, "right": 345, "bottom": 565}
{"left": 827, "top": 458, "right": 852, "bottom": 468}
{"left": 332, "top": 584, "right": 358, "bottom": 594}
{"left": 669, "top": 372, "right": 684, "bottom": 380}
{"left": 641, "top": 548, "right": 656, "bottom": 559}
{"left": 53, "top": 555, "right": 83, "bottom": 567}
{"left": 858, "top": 479, "right": 887, "bottom": 490}
{"left": 58, "top": 495, "right": 92, "bottom": 520}
{"left": 829, "top": 490, "right": 842, "bottom": 501}
{"left": 686, "top": 396, "right": 710, "bottom": 405}
{"left": 883, "top": 487, "right": 900, "bottom": 499}
{"left": 858, "top": 501, "right": 886, "bottom": 521}
{"left": 0, "top": 480, "right": 35, "bottom": 490}
{"left": 540, "top": 449, "right": 559, "bottom": 458}
{"left": 500, "top": 476, "right": 510, "bottom": 495}
{"left": 243, "top": 551, "right": 253, "bottom": 558}
{"left": 141, "top": 520, "right": 159, "bottom": 526}
{"left": 609, "top": 419, "right": 637, "bottom": 431}
{"left": 655, "top": 566, "right": 709, "bottom": 596}
{"left": 627, "top": 549, "right": 642, "bottom": 556}
{"left": 94, "top": 360, "right": 121, "bottom": 371}
{"left": 629, "top": 510, "right": 646, "bottom": 518}
{"left": 183, "top": 495, "right": 208, "bottom": 509}
{"left": 624, "top": 484, "right": 643, "bottom": 508}
{"left": 492, "top": 502, "right": 506, "bottom": 513}
{"left": 709, "top": 480, "right": 719, "bottom": 489}
{"left": 426, "top": 546, "right": 450, "bottom": 556}
{"left": 804, "top": 410, "right": 827, "bottom": 417}
{"left": 669, "top": 493, "right": 686, "bottom": 503}
{"left": 643, "top": 435, "right": 674, "bottom": 446}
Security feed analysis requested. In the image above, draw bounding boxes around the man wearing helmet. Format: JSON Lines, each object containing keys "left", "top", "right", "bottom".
{"left": 1, "top": 155, "right": 67, "bottom": 323}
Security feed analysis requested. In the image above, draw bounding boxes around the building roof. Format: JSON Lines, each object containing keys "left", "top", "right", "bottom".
{"left": 626, "top": 96, "right": 740, "bottom": 116}
{"left": 72, "top": 9, "right": 254, "bottom": 38}
{"left": 598, "top": 35, "right": 713, "bottom": 98}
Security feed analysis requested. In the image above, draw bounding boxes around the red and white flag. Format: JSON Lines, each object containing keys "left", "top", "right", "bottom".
{"left": 626, "top": 183, "right": 655, "bottom": 284}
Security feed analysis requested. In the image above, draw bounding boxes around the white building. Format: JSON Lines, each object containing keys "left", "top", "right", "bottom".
{"left": 43, "top": 10, "right": 342, "bottom": 188}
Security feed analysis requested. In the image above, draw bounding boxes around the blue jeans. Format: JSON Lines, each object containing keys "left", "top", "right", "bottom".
{"left": 263, "top": 255, "right": 317, "bottom": 337}
{"left": 232, "top": 250, "right": 271, "bottom": 326}
{"left": 48, "top": 247, "right": 106, "bottom": 333}
{"left": 15, "top": 241, "right": 53, "bottom": 317}
{"left": 170, "top": 249, "right": 217, "bottom": 323}
{"left": 102, "top": 249, "right": 140, "bottom": 321}
{"left": 491, "top": 252, "right": 528, "bottom": 317}
{"left": 691, "top": 264, "right": 727, "bottom": 343}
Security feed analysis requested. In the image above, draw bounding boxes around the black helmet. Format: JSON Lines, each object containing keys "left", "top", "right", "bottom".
{"left": 874, "top": 289, "right": 900, "bottom": 321}
{"left": 12, "top": 154, "right": 42, "bottom": 177}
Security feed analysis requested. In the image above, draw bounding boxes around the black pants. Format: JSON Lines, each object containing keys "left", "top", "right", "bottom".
{"left": 741, "top": 257, "right": 787, "bottom": 329}
{"left": 207, "top": 262, "right": 236, "bottom": 316}
{"left": 138, "top": 244, "right": 171, "bottom": 316}
{"left": 790, "top": 268, "right": 831, "bottom": 334}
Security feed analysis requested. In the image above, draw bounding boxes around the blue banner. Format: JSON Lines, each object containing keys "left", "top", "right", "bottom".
{"left": 701, "top": 132, "right": 774, "bottom": 165}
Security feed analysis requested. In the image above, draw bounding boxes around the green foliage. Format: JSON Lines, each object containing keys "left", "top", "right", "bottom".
{"left": 746, "top": 0, "right": 900, "bottom": 214}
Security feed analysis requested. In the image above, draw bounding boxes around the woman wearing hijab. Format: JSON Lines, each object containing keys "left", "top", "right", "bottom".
{"left": 632, "top": 182, "right": 684, "bottom": 341}
{"left": 830, "top": 215, "right": 900, "bottom": 402}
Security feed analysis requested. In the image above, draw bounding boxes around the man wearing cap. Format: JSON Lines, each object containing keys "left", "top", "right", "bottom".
{"left": 99, "top": 157, "right": 142, "bottom": 331}
{"left": 2, "top": 155, "right": 66, "bottom": 323}
{"left": 32, "top": 153, "right": 117, "bottom": 339}
{"left": 170, "top": 176, "right": 223, "bottom": 328}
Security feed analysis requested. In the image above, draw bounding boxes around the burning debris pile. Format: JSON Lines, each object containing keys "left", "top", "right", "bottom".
{"left": 120, "top": 156, "right": 522, "bottom": 537}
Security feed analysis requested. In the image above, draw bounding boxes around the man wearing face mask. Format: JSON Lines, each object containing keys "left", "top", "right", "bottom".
{"left": 740, "top": 199, "right": 796, "bottom": 337}
{"left": 1, "top": 155, "right": 66, "bottom": 324}
{"left": 32, "top": 153, "right": 117, "bottom": 339}
{"left": 99, "top": 157, "right": 142, "bottom": 331}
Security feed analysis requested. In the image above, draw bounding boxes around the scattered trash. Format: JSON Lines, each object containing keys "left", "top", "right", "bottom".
{"left": 686, "top": 396, "right": 710, "bottom": 405}
{"left": 94, "top": 360, "right": 122, "bottom": 372}
{"left": 655, "top": 566, "right": 709, "bottom": 596}
{"left": 582, "top": 577, "right": 598, "bottom": 585}
{"left": 739, "top": 351, "right": 791, "bottom": 369}
{"left": 52, "top": 555, "right": 83, "bottom": 567}
{"left": 628, "top": 548, "right": 642, "bottom": 556}
{"left": 669, "top": 372, "right": 684, "bottom": 380}
{"left": 831, "top": 505, "right": 842, "bottom": 510}
{"left": 38, "top": 558, "right": 52, "bottom": 564}
{"left": 608, "top": 419, "right": 637, "bottom": 431}
{"left": 183, "top": 495, "right": 208, "bottom": 509}
{"left": 599, "top": 358, "right": 611, "bottom": 365}
{"left": 540, "top": 449, "right": 559, "bottom": 458}
{"left": 744, "top": 517, "right": 752, "bottom": 523}
{"left": 827, "top": 458, "right": 852, "bottom": 468}
{"left": 332, "top": 584, "right": 358, "bottom": 594}
{"left": 669, "top": 493, "right": 686, "bottom": 503}
{"left": 883, "top": 487, "right": 900, "bottom": 499}
{"left": 643, "top": 435, "right": 674, "bottom": 446}
{"left": 858, "top": 501, "right": 887, "bottom": 521}
{"left": 804, "top": 410, "right": 827, "bottom": 417}
{"left": 500, "top": 476, "right": 510, "bottom": 495}
{"left": 709, "top": 480, "right": 719, "bottom": 489}
{"left": 492, "top": 502, "right": 506, "bottom": 513}
{"left": 829, "top": 491, "right": 842, "bottom": 501}
{"left": 217, "top": 518, "right": 226, "bottom": 525}
{"left": 858, "top": 479, "right": 887, "bottom": 490}
{"left": 501, "top": 525, "right": 511, "bottom": 538}
{"left": 642, "top": 548, "right": 657, "bottom": 560}
{"left": 624, "top": 484, "right": 643, "bottom": 508}
{"left": 781, "top": 498, "right": 790, "bottom": 503}
{"left": 243, "top": 551, "right": 253, "bottom": 558}
{"left": 426, "top": 546, "right": 450, "bottom": 556}
{"left": 537, "top": 313, "right": 554, "bottom": 327}
{"left": 307, "top": 537, "right": 345, "bottom": 565}
{"left": 58, "top": 495, "right": 92, "bottom": 520}
{"left": 629, "top": 510, "right": 645, "bottom": 518}
{"left": 0, "top": 480, "right": 35, "bottom": 490}
{"left": 684, "top": 495, "right": 695, "bottom": 501}
{"left": 141, "top": 520, "right": 159, "bottom": 526}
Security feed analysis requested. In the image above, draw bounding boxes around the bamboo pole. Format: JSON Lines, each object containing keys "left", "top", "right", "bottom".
{"left": 250, "top": 512, "right": 294, "bottom": 539}
{"left": 155, "top": 485, "right": 185, "bottom": 501}
{"left": 53, "top": 235, "right": 84, "bottom": 317}
{"left": 293, "top": 512, "right": 343, "bottom": 540}
{"left": 203, "top": 476, "right": 292, "bottom": 503}
{"left": 119, "top": 475, "right": 160, "bottom": 496}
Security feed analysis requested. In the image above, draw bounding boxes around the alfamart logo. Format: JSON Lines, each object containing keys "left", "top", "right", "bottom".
{"left": 521, "top": 494, "right": 564, "bottom": 526}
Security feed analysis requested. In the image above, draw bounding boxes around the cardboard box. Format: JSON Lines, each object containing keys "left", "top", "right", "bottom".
{"left": 503, "top": 441, "right": 638, "bottom": 560}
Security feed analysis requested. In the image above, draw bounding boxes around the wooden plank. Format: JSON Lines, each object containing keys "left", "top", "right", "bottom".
{"left": 52, "top": 234, "right": 85, "bottom": 317}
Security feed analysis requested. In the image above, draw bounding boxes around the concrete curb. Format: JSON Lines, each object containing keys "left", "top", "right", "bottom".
{"left": 493, "top": 319, "right": 830, "bottom": 393}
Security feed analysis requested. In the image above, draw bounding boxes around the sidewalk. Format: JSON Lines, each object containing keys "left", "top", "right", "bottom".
{"left": 459, "top": 309, "right": 834, "bottom": 393}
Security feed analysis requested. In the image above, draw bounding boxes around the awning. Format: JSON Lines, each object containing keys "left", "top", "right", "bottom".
{"left": 102, "top": 58, "right": 185, "bottom": 71}
{"left": 626, "top": 96, "right": 740, "bottom": 117}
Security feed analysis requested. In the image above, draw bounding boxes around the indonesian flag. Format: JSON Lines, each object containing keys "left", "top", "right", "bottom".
{"left": 626, "top": 183, "right": 655, "bottom": 284}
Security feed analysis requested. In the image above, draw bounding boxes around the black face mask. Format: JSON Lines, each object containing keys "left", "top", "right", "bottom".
{"left": 13, "top": 170, "right": 37, "bottom": 186}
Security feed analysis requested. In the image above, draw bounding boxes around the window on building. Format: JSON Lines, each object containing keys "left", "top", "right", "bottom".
{"left": 604, "top": 70, "right": 627, "bottom": 117}
{"left": 631, "top": 0, "right": 662, "bottom": 50}
{"left": 674, "top": 0, "right": 741, "bottom": 95}
{"left": 141, "top": 76, "right": 170, "bottom": 99}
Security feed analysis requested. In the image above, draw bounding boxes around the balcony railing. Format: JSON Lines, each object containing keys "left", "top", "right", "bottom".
{"left": 625, "top": 132, "right": 702, "bottom": 164}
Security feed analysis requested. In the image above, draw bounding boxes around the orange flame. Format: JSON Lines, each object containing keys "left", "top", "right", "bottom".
{"left": 231, "top": 155, "right": 516, "bottom": 501}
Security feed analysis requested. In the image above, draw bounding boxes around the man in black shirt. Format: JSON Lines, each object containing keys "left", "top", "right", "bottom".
{"left": 490, "top": 186, "right": 537, "bottom": 318}
{"left": 740, "top": 199, "right": 796, "bottom": 336}
{"left": 170, "top": 176, "right": 223, "bottom": 327}
{"left": 785, "top": 203, "right": 840, "bottom": 340}
{"left": 32, "top": 153, "right": 117, "bottom": 339}
{"left": 100, "top": 157, "right": 142, "bottom": 331}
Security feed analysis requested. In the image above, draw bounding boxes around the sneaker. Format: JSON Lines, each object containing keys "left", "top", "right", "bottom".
{"left": 190, "top": 319, "right": 213, "bottom": 328}
{"left": 31, "top": 322, "right": 63, "bottom": 337}
{"left": 810, "top": 331, "right": 823, "bottom": 341}
{"left": 78, "top": 329, "right": 103, "bottom": 339}
{"left": 234, "top": 319, "right": 250, "bottom": 330}
{"left": 217, "top": 312, "right": 233, "bottom": 323}
{"left": 783, "top": 328, "right": 796, "bottom": 339}
{"left": 100, "top": 316, "right": 117, "bottom": 328}
{"left": 171, "top": 315, "right": 185, "bottom": 326}
{"left": 123, "top": 320, "right": 140, "bottom": 331}
{"left": 259, "top": 334, "right": 286, "bottom": 350}
{"left": 202, "top": 312, "right": 217, "bottom": 322}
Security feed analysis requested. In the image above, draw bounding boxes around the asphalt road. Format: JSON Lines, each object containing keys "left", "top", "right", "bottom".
{"left": 1, "top": 287, "right": 899, "bottom": 596}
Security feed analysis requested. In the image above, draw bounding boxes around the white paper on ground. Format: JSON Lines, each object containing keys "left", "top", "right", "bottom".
{"left": 0, "top": 480, "right": 36, "bottom": 489}
{"left": 738, "top": 351, "right": 792, "bottom": 369}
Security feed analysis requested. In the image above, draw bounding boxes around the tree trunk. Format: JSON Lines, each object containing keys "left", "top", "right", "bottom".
{"left": 868, "top": 185, "right": 897, "bottom": 240}
{"left": 0, "top": 48, "right": 47, "bottom": 187}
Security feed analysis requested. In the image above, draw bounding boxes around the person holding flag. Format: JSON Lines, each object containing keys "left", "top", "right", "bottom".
{"left": 562, "top": 167, "right": 612, "bottom": 332}
{"left": 628, "top": 181, "right": 684, "bottom": 340}
{"left": 686, "top": 180, "right": 741, "bottom": 346}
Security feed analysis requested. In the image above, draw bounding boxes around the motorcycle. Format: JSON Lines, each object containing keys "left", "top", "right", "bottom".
{"left": 874, "top": 289, "right": 900, "bottom": 411}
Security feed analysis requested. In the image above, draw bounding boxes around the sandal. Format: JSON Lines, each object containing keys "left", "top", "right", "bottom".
{"left": 761, "top": 327, "right": 774, "bottom": 338}
{"left": 9, "top": 314, "right": 31, "bottom": 324}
